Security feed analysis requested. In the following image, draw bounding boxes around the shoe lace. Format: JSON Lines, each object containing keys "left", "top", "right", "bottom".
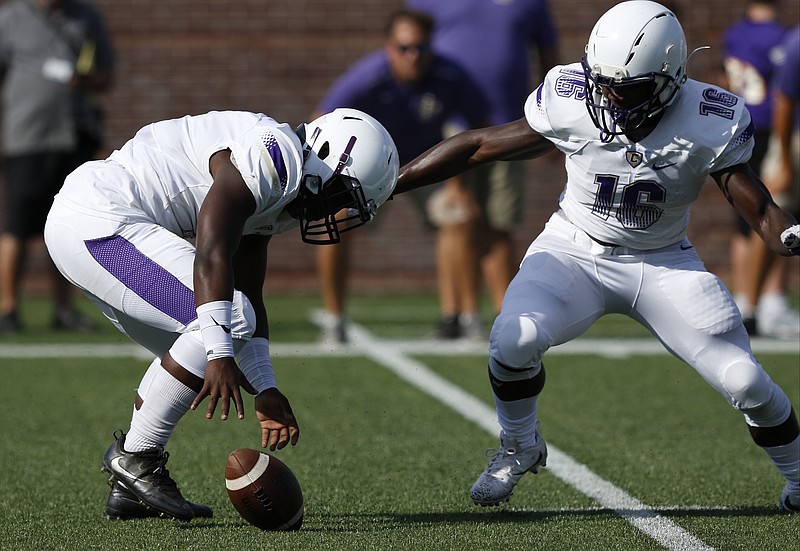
{"left": 484, "top": 446, "right": 522, "bottom": 470}
{"left": 150, "top": 451, "right": 180, "bottom": 491}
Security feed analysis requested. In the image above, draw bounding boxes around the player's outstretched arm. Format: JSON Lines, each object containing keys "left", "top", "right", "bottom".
{"left": 394, "top": 118, "right": 555, "bottom": 195}
{"left": 713, "top": 162, "right": 799, "bottom": 256}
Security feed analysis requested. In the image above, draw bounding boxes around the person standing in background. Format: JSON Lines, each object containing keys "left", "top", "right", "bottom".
{"left": 723, "top": 0, "right": 798, "bottom": 339}
{"left": 314, "top": 9, "right": 489, "bottom": 344}
{"left": 0, "top": 0, "right": 115, "bottom": 333}
{"left": 759, "top": 25, "right": 800, "bottom": 330}
{"left": 406, "top": 0, "right": 559, "bottom": 338}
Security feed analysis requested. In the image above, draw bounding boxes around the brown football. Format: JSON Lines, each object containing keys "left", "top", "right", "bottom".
{"left": 225, "top": 448, "right": 304, "bottom": 531}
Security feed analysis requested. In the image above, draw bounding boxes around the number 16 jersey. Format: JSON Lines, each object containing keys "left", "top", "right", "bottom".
{"left": 526, "top": 63, "right": 754, "bottom": 250}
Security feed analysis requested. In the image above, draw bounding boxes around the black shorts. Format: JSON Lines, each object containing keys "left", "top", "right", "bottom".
{"left": 3, "top": 134, "right": 98, "bottom": 238}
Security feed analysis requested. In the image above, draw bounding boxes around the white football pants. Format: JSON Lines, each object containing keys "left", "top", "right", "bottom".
{"left": 489, "top": 211, "right": 793, "bottom": 429}
{"left": 44, "top": 165, "right": 256, "bottom": 378}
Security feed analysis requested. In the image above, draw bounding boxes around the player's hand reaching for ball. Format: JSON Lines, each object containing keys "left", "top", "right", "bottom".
{"left": 191, "top": 357, "right": 246, "bottom": 420}
{"left": 255, "top": 388, "right": 300, "bottom": 450}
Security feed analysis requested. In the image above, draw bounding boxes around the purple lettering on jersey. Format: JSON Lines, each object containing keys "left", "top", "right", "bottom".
{"left": 261, "top": 131, "right": 288, "bottom": 191}
{"left": 84, "top": 235, "right": 197, "bottom": 325}
{"left": 555, "top": 68, "right": 586, "bottom": 101}
{"left": 702, "top": 88, "right": 738, "bottom": 107}
{"left": 699, "top": 87, "right": 739, "bottom": 120}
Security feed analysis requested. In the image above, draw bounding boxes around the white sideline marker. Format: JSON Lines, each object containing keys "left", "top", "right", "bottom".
{"left": 334, "top": 315, "right": 715, "bottom": 551}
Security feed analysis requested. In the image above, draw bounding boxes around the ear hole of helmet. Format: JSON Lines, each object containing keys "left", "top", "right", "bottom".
{"left": 317, "top": 141, "right": 330, "bottom": 161}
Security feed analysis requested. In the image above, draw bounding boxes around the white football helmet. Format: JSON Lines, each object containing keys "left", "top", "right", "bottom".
{"left": 290, "top": 108, "right": 399, "bottom": 244}
{"left": 582, "top": 1, "right": 687, "bottom": 140}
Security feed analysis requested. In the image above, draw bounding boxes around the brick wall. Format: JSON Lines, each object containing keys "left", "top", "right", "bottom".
{"left": 4, "top": 0, "right": 800, "bottom": 295}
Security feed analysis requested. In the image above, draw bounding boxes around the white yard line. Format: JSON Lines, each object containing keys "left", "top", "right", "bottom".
{"left": 331, "top": 317, "right": 715, "bottom": 551}
{"left": 0, "top": 335, "right": 796, "bottom": 359}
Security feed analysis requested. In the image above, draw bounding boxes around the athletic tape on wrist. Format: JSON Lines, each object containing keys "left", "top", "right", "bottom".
{"left": 197, "top": 300, "right": 235, "bottom": 360}
{"left": 236, "top": 337, "right": 276, "bottom": 393}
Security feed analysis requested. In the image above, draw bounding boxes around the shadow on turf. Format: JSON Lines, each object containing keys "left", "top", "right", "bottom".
{"left": 184, "top": 506, "right": 782, "bottom": 532}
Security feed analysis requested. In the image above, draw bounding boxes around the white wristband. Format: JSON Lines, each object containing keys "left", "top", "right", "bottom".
{"left": 236, "top": 337, "right": 277, "bottom": 393}
{"left": 197, "top": 300, "right": 235, "bottom": 360}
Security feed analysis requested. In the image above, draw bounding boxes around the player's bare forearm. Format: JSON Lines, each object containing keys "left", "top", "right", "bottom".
{"left": 394, "top": 118, "right": 553, "bottom": 196}
{"left": 714, "top": 163, "right": 799, "bottom": 256}
{"left": 233, "top": 234, "right": 271, "bottom": 339}
{"left": 195, "top": 151, "right": 258, "bottom": 304}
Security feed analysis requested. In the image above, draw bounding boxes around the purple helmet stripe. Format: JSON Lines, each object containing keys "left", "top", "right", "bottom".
{"left": 84, "top": 235, "right": 197, "bottom": 325}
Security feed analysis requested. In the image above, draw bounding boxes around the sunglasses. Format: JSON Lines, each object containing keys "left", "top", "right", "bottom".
{"left": 394, "top": 42, "right": 431, "bottom": 55}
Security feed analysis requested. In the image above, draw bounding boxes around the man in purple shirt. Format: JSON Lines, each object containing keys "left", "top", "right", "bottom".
{"left": 723, "top": 0, "right": 797, "bottom": 339}
{"left": 314, "top": 9, "right": 489, "bottom": 343}
{"left": 407, "top": 0, "right": 559, "bottom": 338}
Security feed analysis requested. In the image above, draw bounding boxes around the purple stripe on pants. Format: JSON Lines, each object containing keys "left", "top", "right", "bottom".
{"left": 84, "top": 235, "right": 197, "bottom": 325}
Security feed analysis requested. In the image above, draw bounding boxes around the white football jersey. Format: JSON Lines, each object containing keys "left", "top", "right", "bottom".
{"left": 58, "top": 111, "right": 304, "bottom": 238}
{"left": 526, "top": 63, "right": 754, "bottom": 249}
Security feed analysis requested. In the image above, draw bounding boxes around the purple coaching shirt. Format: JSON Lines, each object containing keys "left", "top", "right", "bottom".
{"left": 724, "top": 18, "right": 788, "bottom": 129}
{"left": 407, "top": 0, "right": 559, "bottom": 125}
{"left": 317, "top": 51, "right": 488, "bottom": 165}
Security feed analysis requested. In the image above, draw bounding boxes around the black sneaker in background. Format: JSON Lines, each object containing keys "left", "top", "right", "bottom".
{"left": 0, "top": 311, "right": 21, "bottom": 333}
{"left": 52, "top": 309, "right": 97, "bottom": 332}
{"left": 433, "top": 314, "right": 462, "bottom": 339}
{"left": 742, "top": 315, "right": 757, "bottom": 336}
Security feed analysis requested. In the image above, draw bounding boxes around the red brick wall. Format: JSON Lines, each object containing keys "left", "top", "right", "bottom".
{"left": 5, "top": 0, "right": 800, "bottom": 294}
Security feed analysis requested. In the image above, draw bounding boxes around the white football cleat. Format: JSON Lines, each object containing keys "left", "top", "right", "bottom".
{"left": 779, "top": 483, "right": 799, "bottom": 513}
{"left": 470, "top": 431, "right": 547, "bottom": 506}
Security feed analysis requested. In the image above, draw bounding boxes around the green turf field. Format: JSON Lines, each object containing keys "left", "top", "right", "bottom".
{"left": 0, "top": 294, "right": 798, "bottom": 550}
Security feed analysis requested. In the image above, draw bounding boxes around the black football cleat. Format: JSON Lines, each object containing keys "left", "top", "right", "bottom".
{"left": 105, "top": 479, "right": 213, "bottom": 520}
{"left": 101, "top": 431, "right": 194, "bottom": 521}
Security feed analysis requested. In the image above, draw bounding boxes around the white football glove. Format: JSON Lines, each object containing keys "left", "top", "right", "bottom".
{"left": 780, "top": 224, "right": 800, "bottom": 255}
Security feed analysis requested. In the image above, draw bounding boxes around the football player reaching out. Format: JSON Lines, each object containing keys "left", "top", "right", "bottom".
{"left": 44, "top": 109, "right": 398, "bottom": 520}
{"left": 395, "top": 0, "right": 800, "bottom": 511}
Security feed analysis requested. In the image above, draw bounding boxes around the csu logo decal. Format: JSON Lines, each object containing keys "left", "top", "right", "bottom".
{"left": 625, "top": 150, "right": 643, "bottom": 168}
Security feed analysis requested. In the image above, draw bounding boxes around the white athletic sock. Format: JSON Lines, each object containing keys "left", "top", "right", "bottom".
{"left": 762, "top": 434, "right": 800, "bottom": 489}
{"left": 494, "top": 394, "right": 540, "bottom": 450}
{"left": 124, "top": 363, "right": 197, "bottom": 453}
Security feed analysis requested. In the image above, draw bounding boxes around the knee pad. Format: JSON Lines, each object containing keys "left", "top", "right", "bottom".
{"left": 489, "top": 312, "right": 550, "bottom": 370}
{"left": 719, "top": 359, "right": 791, "bottom": 428}
{"left": 741, "top": 380, "right": 793, "bottom": 428}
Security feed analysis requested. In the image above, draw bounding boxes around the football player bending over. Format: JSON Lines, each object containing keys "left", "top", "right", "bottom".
{"left": 395, "top": 0, "right": 800, "bottom": 512}
{"left": 45, "top": 109, "right": 398, "bottom": 520}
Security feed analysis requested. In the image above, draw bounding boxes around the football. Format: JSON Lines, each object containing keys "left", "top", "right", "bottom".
{"left": 225, "top": 448, "right": 304, "bottom": 531}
